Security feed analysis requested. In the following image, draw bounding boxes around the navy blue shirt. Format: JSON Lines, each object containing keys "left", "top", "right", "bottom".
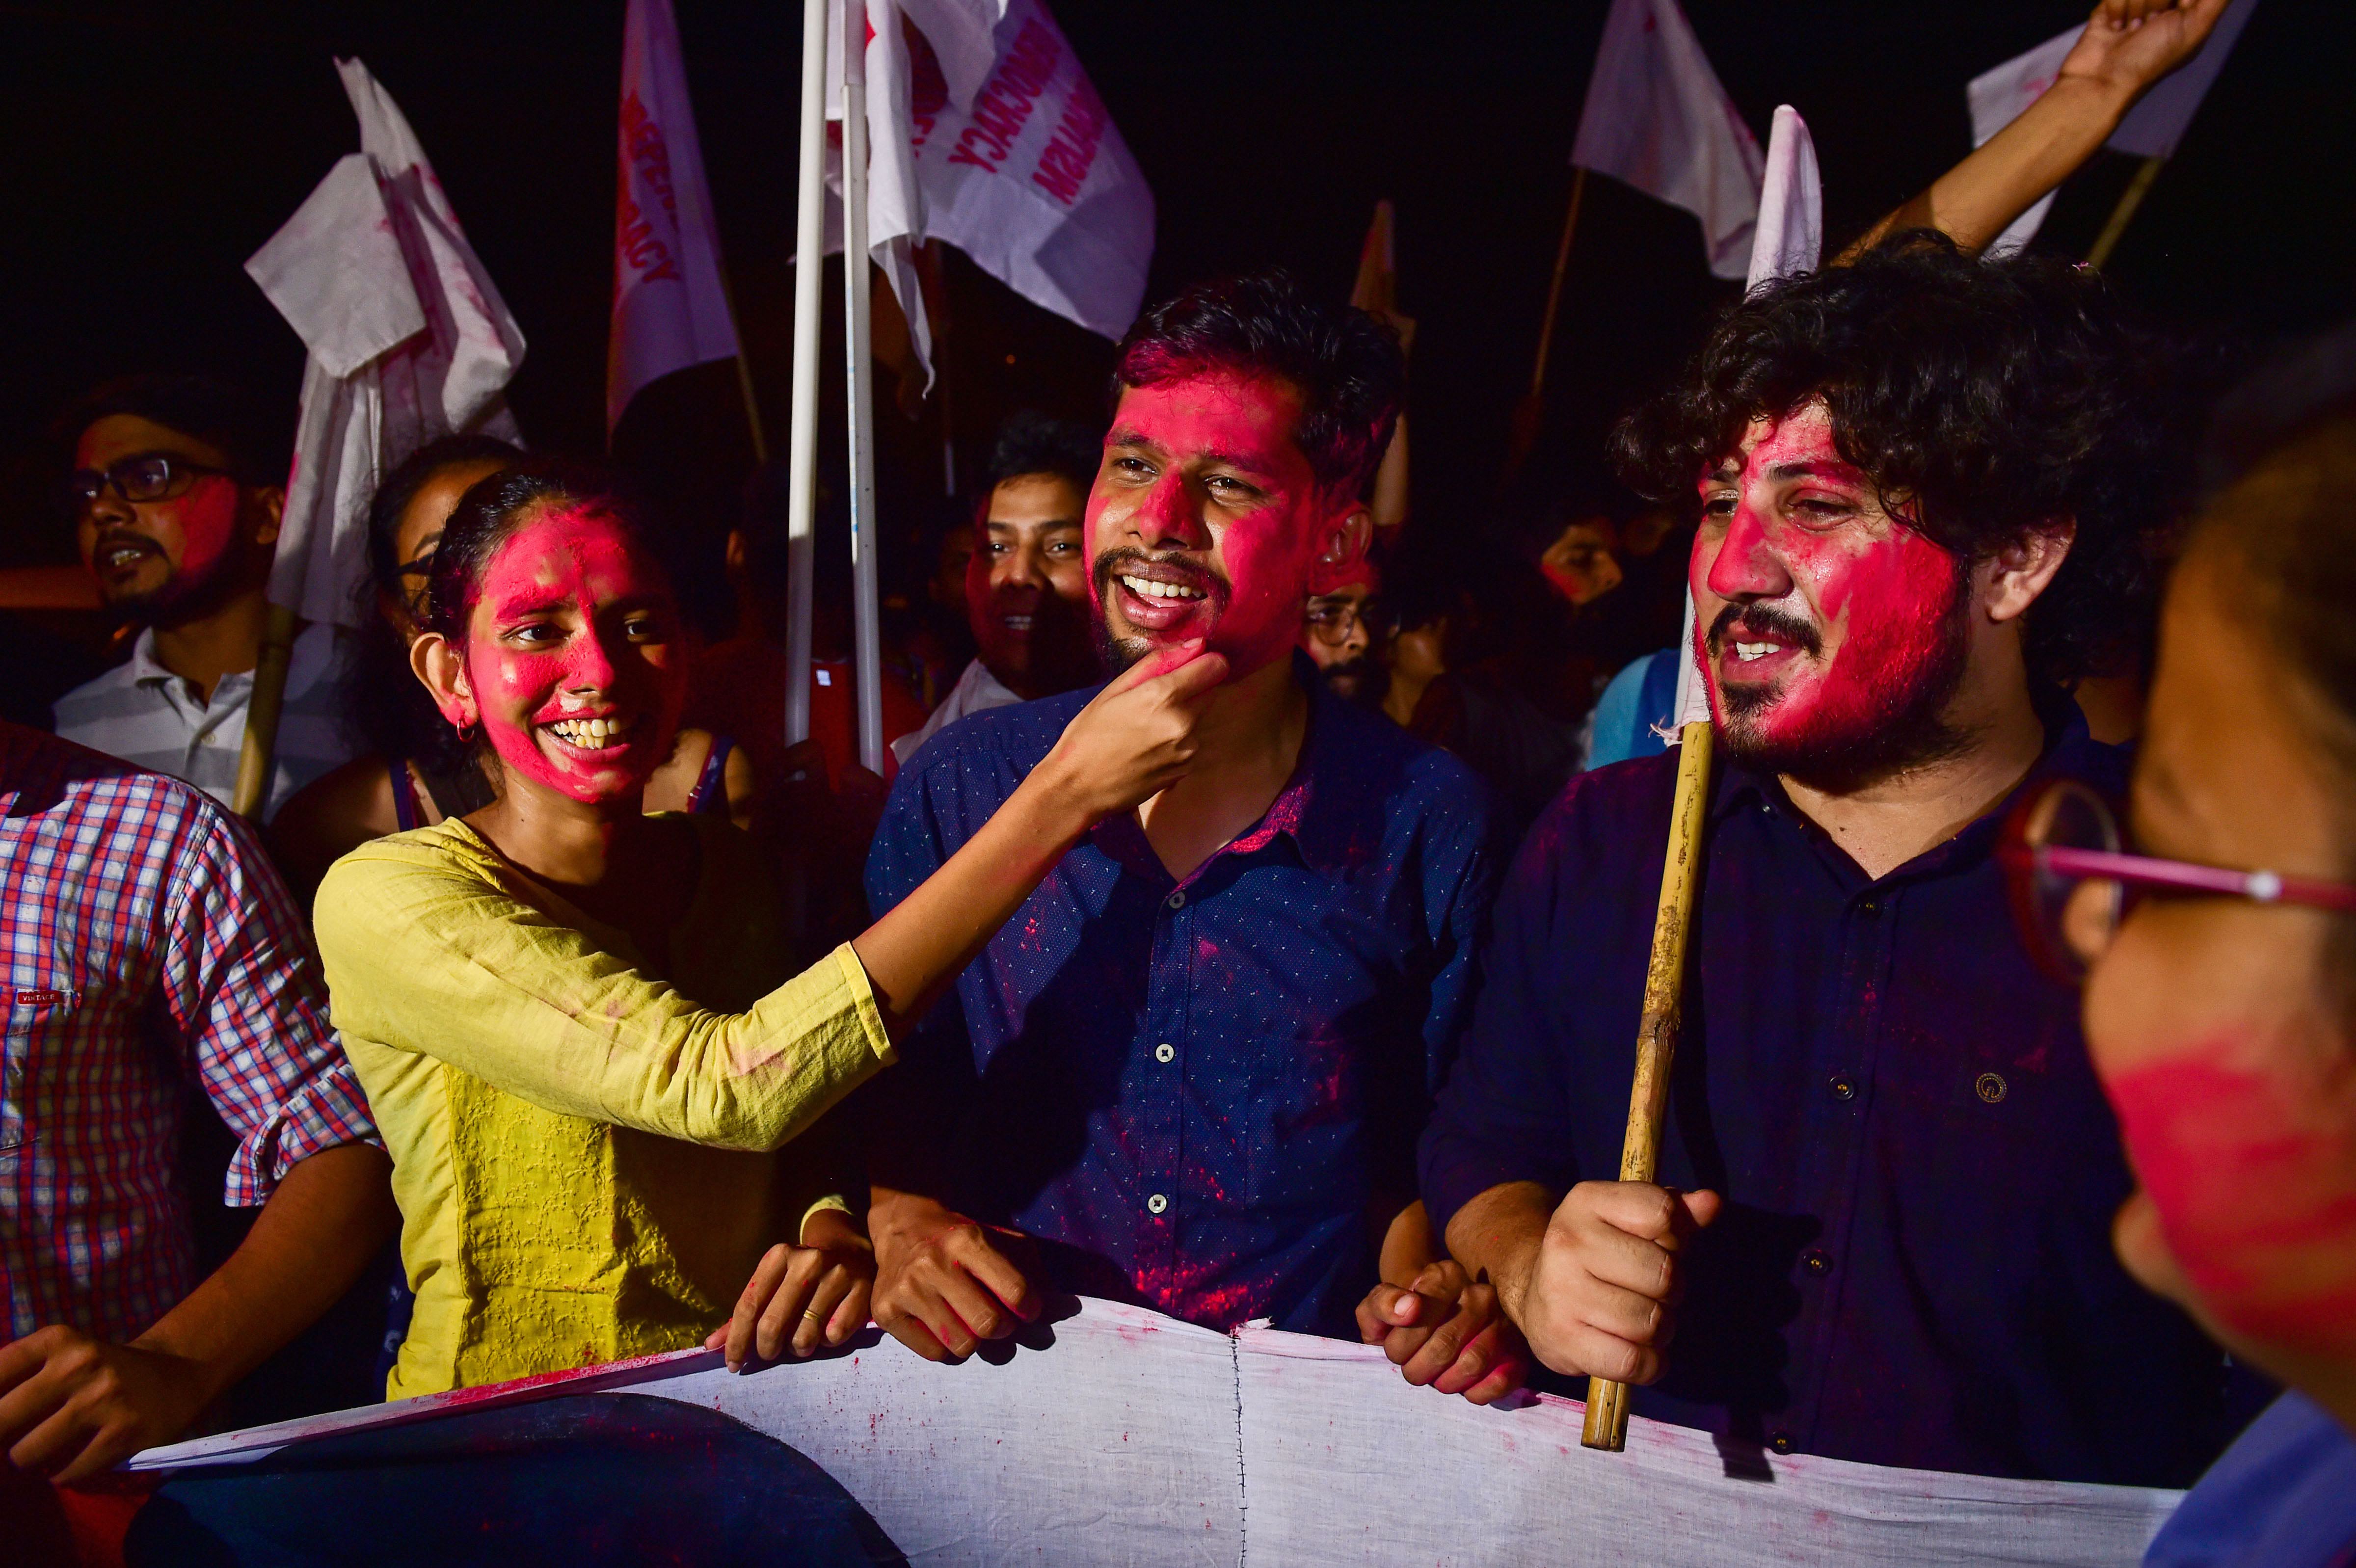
{"left": 868, "top": 657, "right": 1509, "bottom": 1337}
{"left": 1420, "top": 717, "right": 2236, "bottom": 1484}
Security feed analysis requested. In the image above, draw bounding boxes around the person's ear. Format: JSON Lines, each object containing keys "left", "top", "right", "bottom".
{"left": 1983, "top": 519, "right": 2076, "bottom": 625}
{"left": 1306, "top": 503, "right": 1373, "bottom": 596}
{"left": 249, "top": 485, "right": 285, "bottom": 549}
{"left": 409, "top": 631, "right": 477, "bottom": 731}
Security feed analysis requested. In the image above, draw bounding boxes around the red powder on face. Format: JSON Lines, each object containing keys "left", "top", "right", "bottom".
{"left": 463, "top": 507, "right": 684, "bottom": 804}
{"left": 2106, "top": 1047, "right": 2356, "bottom": 1355}
{"left": 171, "top": 478, "right": 242, "bottom": 586}
{"left": 1692, "top": 411, "right": 1964, "bottom": 756}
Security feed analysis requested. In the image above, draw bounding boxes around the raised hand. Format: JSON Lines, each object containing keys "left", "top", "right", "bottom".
{"left": 2062, "top": 0, "right": 2233, "bottom": 104}
{"left": 1034, "top": 640, "right": 1228, "bottom": 824}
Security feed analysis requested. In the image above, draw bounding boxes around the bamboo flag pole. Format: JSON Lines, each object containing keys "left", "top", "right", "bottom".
{"left": 1529, "top": 166, "right": 1588, "bottom": 401}
{"left": 841, "top": 0, "right": 884, "bottom": 776}
{"left": 2084, "top": 154, "right": 2164, "bottom": 270}
{"left": 229, "top": 603, "right": 299, "bottom": 820}
{"left": 1581, "top": 717, "right": 1715, "bottom": 1452}
{"left": 782, "top": 0, "right": 830, "bottom": 746}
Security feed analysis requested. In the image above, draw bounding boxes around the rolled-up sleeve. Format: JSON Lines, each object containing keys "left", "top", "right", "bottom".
{"left": 1418, "top": 795, "right": 1589, "bottom": 1238}
{"left": 316, "top": 844, "right": 894, "bottom": 1154}
{"left": 160, "top": 809, "right": 381, "bottom": 1207}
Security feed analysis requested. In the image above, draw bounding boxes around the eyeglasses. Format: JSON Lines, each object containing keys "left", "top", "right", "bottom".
{"left": 1998, "top": 778, "right": 2356, "bottom": 983}
{"left": 1305, "top": 597, "right": 1376, "bottom": 646}
{"left": 62, "top": 452, "right": 232, "bottom": 515}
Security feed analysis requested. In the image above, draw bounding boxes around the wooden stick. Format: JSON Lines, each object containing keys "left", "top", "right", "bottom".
{"left": 1581, "top": 718, "right": 1715, "bottom": 1452}
{"left": 2085, "top": 155, "right": 2164, "bottom": 271}
{"left": 1528, "top": 167, "right": 1587, "bottom": 400}
{"left": 229, "top": 602, "right": 299, "bottom": 821}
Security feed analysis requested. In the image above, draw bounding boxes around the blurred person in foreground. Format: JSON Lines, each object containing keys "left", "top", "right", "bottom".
{"left": 892, "top": 412, "right": 1101, "bottom": 765}
{"left": 270, "top": 437, "right": 753, "bottom": 904}
{"left": 1407, "top": 237, "right": 2239, "bottom": 1483}
{"left": 2009, "top": 413, "right": 2356, "bottom": 1564}
{"left": 50, "top": 376, "right": 355, "bottom": 819}
{"left": 861, "top": 274, "right": 1517, "bottom": 1389}
{"left": 0, "top": 723, "right": 393, "bottom": 1488}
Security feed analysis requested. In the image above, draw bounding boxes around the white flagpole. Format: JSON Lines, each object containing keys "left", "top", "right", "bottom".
{"left": 842, "top": 0, "right": 885, "bottom": 775}
{"left": 784, "top": 0, "right": 829, "bottom": 746}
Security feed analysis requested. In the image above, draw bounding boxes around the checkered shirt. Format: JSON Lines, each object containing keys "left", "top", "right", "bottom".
{"left": 1, "top": 723, "right": 378, "bottom": 1344}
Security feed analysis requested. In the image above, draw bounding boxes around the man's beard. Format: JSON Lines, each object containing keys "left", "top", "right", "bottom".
{"left": 1711, "top": 574, "right": 1977, "bottom": 792}
{"left": 1317, "top": 655, "right": 1385, "bottom": 706}
{"left": 93, "top": 529, "right": 245, "bottom": 627}
{"left": 1090, "top": 547, "right": 1229, "bottom": 674}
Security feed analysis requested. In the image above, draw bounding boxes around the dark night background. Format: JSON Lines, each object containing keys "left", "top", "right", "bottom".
{"left": 4, "top": 0, "right": 2350, "bottom": 618}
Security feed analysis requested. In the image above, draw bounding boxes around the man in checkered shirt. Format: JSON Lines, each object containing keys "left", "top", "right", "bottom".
{"left": 0, "top": 721, "right": 393, "bottom": 1484}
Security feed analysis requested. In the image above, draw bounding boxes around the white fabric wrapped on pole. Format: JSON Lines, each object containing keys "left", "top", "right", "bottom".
{"left": 1571, "top": 0, "right": 1765, "bottom": 281}
{"left": 784, "top": 0, "right": 831, "bottom": 746}
{"left": 246, "top": 59, "right": 525, "bottom": 633}
{"left": 842, "top": 0, "right": 886, "bottom": 776}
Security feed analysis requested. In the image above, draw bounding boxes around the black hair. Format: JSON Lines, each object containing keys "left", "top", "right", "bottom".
{"left": 1112, "top": 270, "right": 1405, "bottom": 498}
{"left": 981, "top": 409, "right": 1101, "bottom": 501}
{"left": 1611, "top": 232, "right": 2197, "bottom": 688}
{"left": 2194, "top": 406, "right": 2356, "bottom": 781}
{"left": 63, "top": 373, "right": 288, "bottom": 488}
{"left": 424, "top": 456, "right": 667, "bottom": 640}
{"left": 364, "top": 433, "right": 523, "bottom": 614}
{"left": 344, "top": 435, "right": 523, "bottom": 768}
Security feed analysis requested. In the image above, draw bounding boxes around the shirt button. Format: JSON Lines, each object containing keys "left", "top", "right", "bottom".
{"left": 1165, "top": 891, "right": 1186, "bottom": 911}
{"left": 1154, "top": 1043, "right": 1175, "bottom": 1064}
{"left": 1976, "top": 1072, "right": 2008, "bottom": 1104}
{"left": 1802, "top": 1248, "right": 1832, "bottom": 1276}
{"left": 1146, "top": 1193, "right": 1168, "bottom": 1215}
{"left": 1827, "top": 1072, "right": 1856, "bottom": 1101}
{"left": 1769, "top": 1432, "right": 1795, "bottom": 1456}
{"left": 1856, "top": 896, "right": 1880, "bottom": 917}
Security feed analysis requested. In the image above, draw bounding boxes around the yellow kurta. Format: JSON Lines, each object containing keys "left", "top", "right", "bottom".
{"left": 314, "top": 815, "right": 892, "bottom": 1397}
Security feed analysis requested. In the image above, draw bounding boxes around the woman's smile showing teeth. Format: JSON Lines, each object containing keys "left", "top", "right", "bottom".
{"left": 545, "top": 714, "right": 637, "bottom": 750}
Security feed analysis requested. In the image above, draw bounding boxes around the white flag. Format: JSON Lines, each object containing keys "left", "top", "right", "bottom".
{"left": 1572, "top": 0, "right": 1765, "bottom": 281}
{"left": 608, "top": 0, "right": 743, "bottom": 434}
{"left": 247, "top": 59, "right": 524, "bottom": 628}
{"left": 1669, "top": 106, "right": 1822, "bottom": 730}
{"left": 828, "top": 0, "right": 1154, "bottom": 383}
{"left": 1968, "top": 0, "right": 2259, "bottom": 255}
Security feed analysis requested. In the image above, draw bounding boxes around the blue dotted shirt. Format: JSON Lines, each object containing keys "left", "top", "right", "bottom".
{"left": 866, "top": 656, "right": 1510, "bottom": 1337}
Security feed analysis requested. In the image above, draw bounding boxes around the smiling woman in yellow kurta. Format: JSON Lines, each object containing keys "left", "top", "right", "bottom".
{"left": 316, "top": 812, "right": 891, "bottom": 1396}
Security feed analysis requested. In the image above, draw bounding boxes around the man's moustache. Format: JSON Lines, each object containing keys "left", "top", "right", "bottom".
{"left": 1707, "top": 602, "right": 1821, "bottom": 657}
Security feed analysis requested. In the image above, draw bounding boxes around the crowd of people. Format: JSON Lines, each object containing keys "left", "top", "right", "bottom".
{"left": 3, "top": 1, "right": 2352, "bottom": 1563}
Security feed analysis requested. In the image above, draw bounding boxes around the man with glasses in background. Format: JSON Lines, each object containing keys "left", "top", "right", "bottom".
{"left": 1300, "top": 554, "right": 1383, "bottom": 707}
{"left": 51, "top": 376, "right": 353, "bottom": 820}
{"left": 1410, "top": 239, "right": 2254, "bottom": 1485}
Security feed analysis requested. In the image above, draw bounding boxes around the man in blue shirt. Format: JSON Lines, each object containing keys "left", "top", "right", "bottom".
{"left": 864, "top": 274, "right": 1511, "bottom": 1360}
{"left": 1418, "top": 239, "right": 2242, "bottom": 1483}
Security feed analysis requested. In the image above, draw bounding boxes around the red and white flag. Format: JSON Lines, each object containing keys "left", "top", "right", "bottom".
{"left": 1968, "top": 0, "right": 2259, "bottom": 255}
{"left": 246, "top": 58, "right": 524, "bottom": 628}
{"left": 608, "top": 0, "right": 743, "bottom": 434}
{"left": 1572, "top": 0, "right": 1764, "bottom": 281}
{"left": 829, "top": 0, "right": 1153, "bottom": 383}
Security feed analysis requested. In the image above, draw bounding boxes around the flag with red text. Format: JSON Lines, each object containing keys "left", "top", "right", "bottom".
{"left": 1572, "top": 0, "right": 1764, "bottom": 281}
{"left": 829, "top": 0, "right": 1153, "bottom": 384}
{"left": 1968, "top": 0, "right": 2259, "bottom": 255}
{"left": 608, "top": 0, "right": 743, "bottom": 434}
{"left": 246, "top": 58, "right": 524, "bottom": 628}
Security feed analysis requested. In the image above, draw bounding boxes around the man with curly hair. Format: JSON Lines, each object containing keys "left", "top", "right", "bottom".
{"left": 1414, "top": 236, "right": 2247, "bottom": 1484}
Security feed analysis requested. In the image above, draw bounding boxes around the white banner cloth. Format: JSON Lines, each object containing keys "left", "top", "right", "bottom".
{"left": 1967, "top": 0, "right": 2260, "bottom": 255}
{"left": 607, "top": 0, "right": 742, "bottom": 433}
{"left": 134, "top": 1298, "right": 2181, "bottom": 1564}
{"left": 825, "top": 0, "right": 1153, "bottom": 384}
{"left": 1571, "top": 0, "right": 1764, "bottom": 281}
{"left": 246, "top": 59, "right": 524, "bottom": 627}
